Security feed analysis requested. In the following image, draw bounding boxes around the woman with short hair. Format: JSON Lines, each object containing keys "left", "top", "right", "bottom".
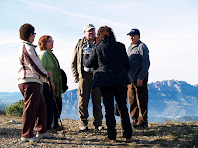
{"left": 38, "top": 35, "right": 63, "bottom": 131}
{"left": 17, "top": 24, "right": 53, "bottom": 142}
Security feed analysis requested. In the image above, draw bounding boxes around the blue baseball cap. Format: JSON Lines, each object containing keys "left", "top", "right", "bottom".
{"left": 127, "top": 29, "right": 140, "bottom": 35}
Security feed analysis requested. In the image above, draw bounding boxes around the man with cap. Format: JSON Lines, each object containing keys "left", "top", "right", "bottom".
{"left": 127, "top": 28, "right": 150, "bottom": 128}
{"left": 71, "top": 24, "right": 103, "bottom": 131}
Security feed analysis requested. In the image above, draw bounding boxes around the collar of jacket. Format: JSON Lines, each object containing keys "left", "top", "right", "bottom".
{"left": 22, "top": 41, "right": 37, "bottom": 48}
{"left": 96, "top": 37, "right": 115, "bottom": 46}
{"left": 83, "top": 37, "right": 96, "bottom": 45}
{"left": 131, "top": 40, "right": 142, "bottom": 49}
{"left": 44, "top": 49, "right": 53, "bottom": 54}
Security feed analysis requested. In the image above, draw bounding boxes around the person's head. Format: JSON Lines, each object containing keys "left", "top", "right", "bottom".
{"left": 83, "top": 24, "right": 96, "bottom": 42}
{"left": 38, "top": 35, "right": 54, "bottom": 51}
{"left": 96, "top": 26, "right": 115, "bottom": 43}
{"left": 127, "top": 29, "right": 140, "bottom": 45}
{"left": 19, "top": 23, "right": 36, "bottom": 43}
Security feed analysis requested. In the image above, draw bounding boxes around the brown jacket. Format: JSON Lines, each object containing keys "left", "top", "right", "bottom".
{"left": 71, "top": 37, "right": 87, "bottom": 78}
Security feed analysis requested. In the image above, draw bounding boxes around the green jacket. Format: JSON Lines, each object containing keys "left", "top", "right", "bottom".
{"left": 39, "top": 50, "right": 62, "bottom": 97}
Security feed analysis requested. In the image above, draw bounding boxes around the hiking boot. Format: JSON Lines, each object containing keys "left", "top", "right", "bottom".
{"left": 21, "top": 136, "right": 40, "bottom": 143}
{"left": 133, "top": 122, "right": 148, "bottom": 129}
{"left": 131, "top": 119, "right": 137, "bottom": 127}
{"left": 53, "top": 125, "right": 63, "bottom": 131}
{"left": 104, "top": 136, "right": 116, "bottom": 142}
{"left": 95, "top": 125, "right": 104, "bottom": 131}
{"left": 36, "top": 132, "right": 54, "bottom": 139}
{"left": 47, "top": 128, "right": 57, "bottom": 133}
{"left": 126, "top": 137, "right": 132, "bottom": 143}
{"left": 79, "top": 125, "right": 88, "bottom": 131}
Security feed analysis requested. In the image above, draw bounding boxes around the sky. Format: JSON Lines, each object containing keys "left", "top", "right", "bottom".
{"left": 0, "top": 0, "right": 198, "bottom": 92}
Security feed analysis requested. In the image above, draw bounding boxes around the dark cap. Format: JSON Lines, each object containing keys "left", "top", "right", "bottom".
{"left": 127, "top": 29, "right": 140, "bottom": 35}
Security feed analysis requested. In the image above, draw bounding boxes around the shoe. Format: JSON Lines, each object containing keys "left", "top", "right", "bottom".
{"left": 79, "top": 125, "right": 88, "bottom": 131}
{"left": 104, "top": 136, "right": 116, "bottom": 142}
{"left": 36, "top": 132, "right": 54, "bottom": 139}
{"left": 131, "top": 119, "right": 137, "bottom": 127}
{"left": 95, "top": 125, "right": 104, "bottom": 131}
{"left": 21, "top": 136, "right": 40, "bottom": 143}
{"left": 53, "top": 125, "right": 63, "bottom": 131}
{"left": 126, "top": 137, "right": 132, "bottom": 143}
{"left": 133, "top": 122, "right": 148, "bottom": 129}
{"left": 47, "top": 128, "right": 57, "bottom": 133}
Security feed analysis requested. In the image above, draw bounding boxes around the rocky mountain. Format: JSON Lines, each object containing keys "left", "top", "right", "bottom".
{"left": 148, "top": 80, "right": 198, "bottom": 122}
{"left": 0, "top": 80, "right": 198, "bottom": 123}
{"left": 61, "top": 80, "right": 198, "bottom": 123}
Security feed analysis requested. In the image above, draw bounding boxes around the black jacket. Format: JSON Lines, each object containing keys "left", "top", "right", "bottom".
{"left": 83, "top": 39, "right": 130, "bottom": 88}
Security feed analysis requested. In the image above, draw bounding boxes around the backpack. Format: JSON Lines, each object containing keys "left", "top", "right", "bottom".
{"left": 60, "top": 69, "right": 68, "bottom": 93}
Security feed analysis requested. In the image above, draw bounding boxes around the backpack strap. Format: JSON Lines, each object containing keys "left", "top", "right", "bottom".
{"left": 44, "top": 51, "right": 48, "bottom": 58}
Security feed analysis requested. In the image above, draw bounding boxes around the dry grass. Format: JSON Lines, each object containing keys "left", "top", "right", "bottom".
{"left": 0, "top": 115, "right": 197, "bottom": 147}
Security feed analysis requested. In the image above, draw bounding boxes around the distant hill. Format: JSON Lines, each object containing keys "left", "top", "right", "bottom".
{"left": 148, "top": 80, "right": 198, "bottom": 122}
{"left": 176, "top": 116, "right": 198, "bottom": 122}
{"left": 0, "top": 92, "right": 23, "bottom": 111}
{"left": 1, "top": 80, "right": 198, "bottom": 123}
{"left": 61, "top": 80, "right": 198, "bottom": 123}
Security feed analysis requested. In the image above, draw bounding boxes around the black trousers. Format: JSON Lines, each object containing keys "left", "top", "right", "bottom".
{"left": 100, "top": 86, "right": 132, "bottom": 140}
{"left": 43, "top": 83, "right": 61, "bottom": 130}
{"left": 54, "top": 96, "right": 62, "bottom": 128}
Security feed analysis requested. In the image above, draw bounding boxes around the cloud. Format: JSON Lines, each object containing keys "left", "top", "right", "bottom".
{"left": 19, "top": 0, "right": 131, "bottom": 29}
{"left": 1, "top": 0, "right": 198, "bottom": 92}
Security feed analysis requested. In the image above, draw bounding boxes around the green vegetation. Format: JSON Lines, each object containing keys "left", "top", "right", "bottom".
{"left": 5, "top": 99, "right": 24, "bottom": 117}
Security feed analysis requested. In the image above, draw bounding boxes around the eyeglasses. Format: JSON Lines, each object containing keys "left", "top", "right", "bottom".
{"left": 47, "top": 40, "right": 54, "bottom": 43}
{"left": 33, "top": 32, "right": 36, "bottom": 35}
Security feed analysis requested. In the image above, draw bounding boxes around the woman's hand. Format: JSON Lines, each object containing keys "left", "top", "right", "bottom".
{"left": 47, "top": 71, "right": 52, "bottom": 78}
{"left": 51, "top": 81, "right": 55, "bottom": 92}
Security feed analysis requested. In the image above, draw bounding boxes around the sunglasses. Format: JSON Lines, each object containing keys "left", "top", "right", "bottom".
{"left": 47, "top": 40, "right": 54, "bottom": 43}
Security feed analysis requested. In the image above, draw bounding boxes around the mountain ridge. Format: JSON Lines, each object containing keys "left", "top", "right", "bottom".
{"left": 0, "top": 80, "right": 198, "bottom": 123}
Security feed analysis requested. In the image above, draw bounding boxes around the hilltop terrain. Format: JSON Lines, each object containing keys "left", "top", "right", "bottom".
{"left": 0, "top": 115, "right": 197, "bottom": 147}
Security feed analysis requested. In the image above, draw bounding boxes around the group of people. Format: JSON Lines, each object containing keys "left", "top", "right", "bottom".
{"left": 17, "top": 23, "right": 150, "bottom": 143}
{"left": 17, "top": 24, "right": 64, "bottom": 143}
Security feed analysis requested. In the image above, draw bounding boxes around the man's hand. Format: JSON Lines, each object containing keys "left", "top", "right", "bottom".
{"left": 74, "top": 75, "right": 79, "bottom": 83}
{"left": 137, "top": 78, "right": 143, "bottom": 87}
{"left": 47, "top": 71, "right": 52, "bottom": 78}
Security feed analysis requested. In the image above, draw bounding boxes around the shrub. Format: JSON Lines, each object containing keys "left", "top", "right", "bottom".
{"left": 6, "top": 99, "right": 24, "bottom": 117}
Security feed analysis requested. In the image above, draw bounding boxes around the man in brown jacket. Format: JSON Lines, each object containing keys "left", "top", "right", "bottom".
{"left": 71, "top": 24, "right": 103, "bottom": 131}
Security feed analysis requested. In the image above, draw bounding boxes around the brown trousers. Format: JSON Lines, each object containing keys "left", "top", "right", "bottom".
{"left": 78, "top": 71, "right": 103, "bottom": 127}
{"left": 18, "top": 82, "right": 47, "bottom": 138}
{"left": 128, "top": 75, "right": 148, "bottom": 124}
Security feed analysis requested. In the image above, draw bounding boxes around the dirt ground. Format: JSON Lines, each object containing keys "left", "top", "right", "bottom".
{"left": 0, "top": 115, "right": 198, "bottom": 148}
